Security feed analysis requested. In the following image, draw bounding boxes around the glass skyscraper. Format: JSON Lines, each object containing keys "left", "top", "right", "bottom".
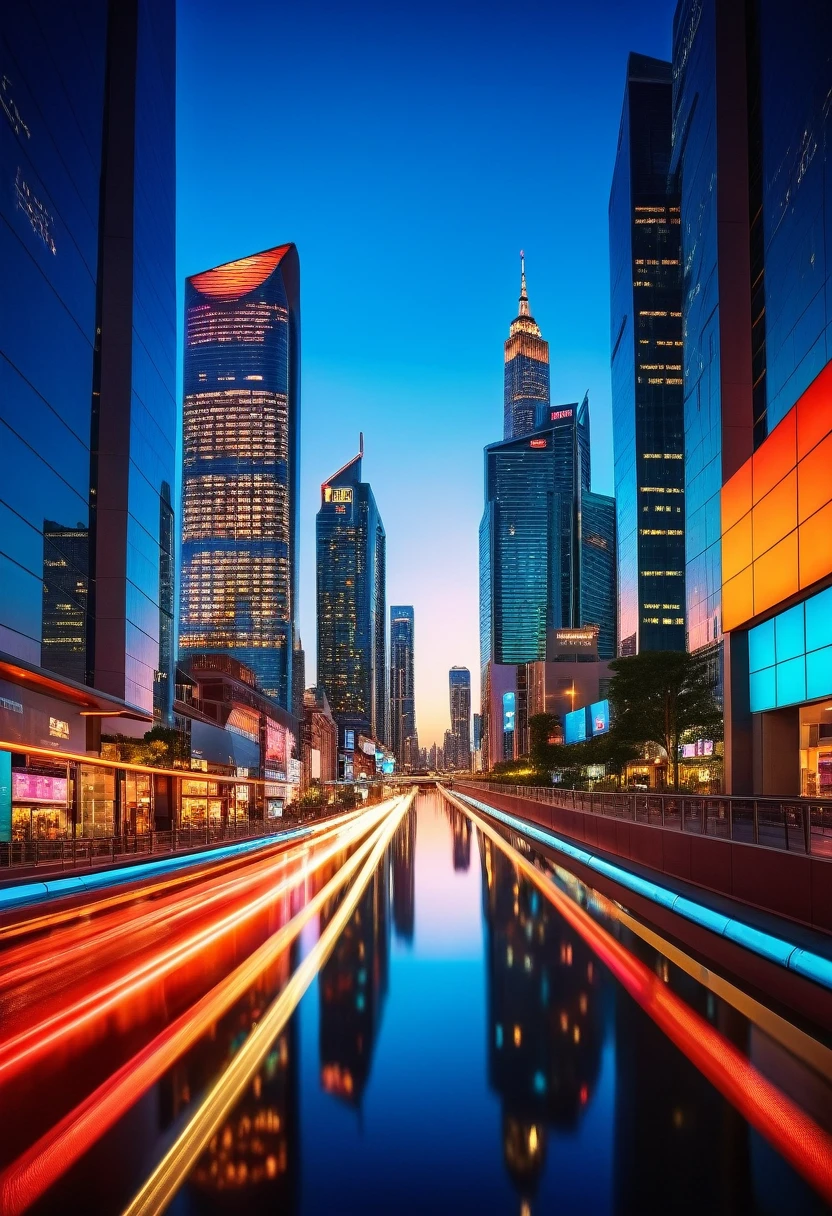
{"left": 480, "top": 409, "right": 585, "bottom": 666}
{"left": 449, "top": 667, "right": 471, "bottom": 770}
{"left": 580, "top": 491, "right": 617, "bottom": 661}
{"left": 389, "top": 606, "right": 416, "bottom": 768}
{"left": 610, "top": 53, "right": 685, "bottom": 657}
{"left": 316, "top": 446, "right": 387, "bottom": 745}
{"left": 0, "top": 0, "right": 176, "bottom": 716}
{"left": 179, "top": 245, "right": 300, "bottom": 710}
{"left": 504, "top": 254, "right": 550, "bottom": 440}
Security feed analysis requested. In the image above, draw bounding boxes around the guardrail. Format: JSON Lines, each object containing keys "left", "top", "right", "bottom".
{"left": 1, "top": 815, "right": 302, "bottom": 872}
{"left": 468, "top": 782, "right": 832, "bottom": 859}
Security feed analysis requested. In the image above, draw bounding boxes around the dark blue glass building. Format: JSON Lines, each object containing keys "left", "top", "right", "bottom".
{"left": 610, "top": 53, "right": 685, "bottom": 657}
{"left": 449, "top": 666, "right": 471, "bottom": 770}
{"left": 179, "top": 245, "right": 301, "bottom": 710}
{"left": 316, "top": 446, "right": 387, "bottom": 748}
{"left": 0, "top": 1, "right": 175, "bottom": 713}
{"left": 580, "top": 491, "right": 617, "bottom": 661}
{"left": 503, "top": 254, "right": 550, "bottom": 441}
{"left": 390, "top": 606, "right": 416, "bottom": 768}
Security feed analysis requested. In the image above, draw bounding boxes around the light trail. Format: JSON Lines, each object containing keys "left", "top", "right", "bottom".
{"left": 443, "top": 788, "right": 832, "bottom": 1207}
{"left": 0, "top": 806, "right": 380, "bottom": 992}
{"left": 0, "top": 803, "right": 372, "bottom": 945}
{"left": 0, "top": 798, "right": 402, "bottom": 1085}
{"left": 0, "top": 798, "right": 410, "bottom": 1216}
{"left": 120, "top": 790, "right": 414, "bottom": 1216}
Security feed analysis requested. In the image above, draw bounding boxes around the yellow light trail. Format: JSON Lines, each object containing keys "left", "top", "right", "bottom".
{"left": 121, "top": 790, "right": 413, "bottom": 1216}
{"left": 0, "top": 796, "right": 410, "bottom": 1216}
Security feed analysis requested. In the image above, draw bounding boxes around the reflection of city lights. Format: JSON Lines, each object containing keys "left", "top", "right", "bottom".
{"left": 573, "top": 1025, "right": 581, "bottom": 1044}
{"left": 528, "top": 1126, "right": 539, "bottom": 1153}
{"left": 580, "top": 1085, "right": 589, "bottom": 1105}
{"left": 513, "top": 1025, "right": 522, "bottom": 1047}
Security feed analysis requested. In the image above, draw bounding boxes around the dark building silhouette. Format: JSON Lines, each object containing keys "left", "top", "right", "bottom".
{"left": 610, "top": 53, "right": 685, "bottom": 658}
{"left": 41, "top": 522, "right": 89, "bottom": 686}
{"left": 392, "top": 807, "right": 416, "bottom": 941}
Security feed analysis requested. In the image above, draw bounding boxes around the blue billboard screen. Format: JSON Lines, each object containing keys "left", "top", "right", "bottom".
{"left": 564, "top": 707, "right": 587, "bottom": 744}
{"left": 589, "top": 700, "right": 610, "bottom": 737}
{"left": 502, "top": 691, "right": 516, "bottom": 733}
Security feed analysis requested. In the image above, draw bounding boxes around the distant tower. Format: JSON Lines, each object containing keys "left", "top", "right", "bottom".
{"left": 389, "top": 607, "right": 416, "bottom": 768}
{"left": 449, "top": 666, "right": 471, "bottom": 770}
{"left": 504, "top": 252, "right": 550, "bottom": 440}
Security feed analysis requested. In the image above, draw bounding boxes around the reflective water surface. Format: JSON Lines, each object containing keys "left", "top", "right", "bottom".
{"left": 3, "top": 790, "right": 830, "bottom": 1215}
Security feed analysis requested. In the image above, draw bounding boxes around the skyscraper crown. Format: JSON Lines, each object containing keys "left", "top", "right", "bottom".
{"left": 509, "top": 250, "right": 542, "bottom": 339}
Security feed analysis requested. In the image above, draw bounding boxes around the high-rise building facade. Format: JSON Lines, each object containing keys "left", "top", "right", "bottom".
{"left": 179, "top": 245, "right": 300, "bottom": 710}
{"left": 610, "top": 53, "right": 685, "bottom": 657}
{"left": 504, "top": 254, "right": 550, "bottom": 441}
{"left": 580, "top": 491, "right": 617, "bottom": 662}
{"left": 316, "top": 445, "right": 387, "bottom": 747}
{"left": 678, "top": 0, "right": 832, "bottom": 795}
{"left": 449, "top": 666, "right": 471, "bottom": 770}
{"left": 389, "top": 606, "right": 416, "bottom": 769}
{"left": 0, "top": 1, "right": 176, "bottom": 840}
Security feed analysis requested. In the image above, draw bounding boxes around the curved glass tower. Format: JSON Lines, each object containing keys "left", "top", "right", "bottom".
{"left": 179, "top": 245, "right": 300, "bottom": 709}
{"left": 503, "top": 253, "right": 550, "bottom": 440}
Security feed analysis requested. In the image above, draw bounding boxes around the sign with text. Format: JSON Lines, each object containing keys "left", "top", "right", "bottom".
{"left": 547, "top": 626, "right": 599, "bottom": 661}
{"left": 323, "top": 486, "right": 353, "bottom": 505}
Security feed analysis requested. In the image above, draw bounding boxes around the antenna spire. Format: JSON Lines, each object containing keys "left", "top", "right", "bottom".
{"left": 519, "top": 250, "right": 530, "bottom": 316}
{"left": 359, "top": 431, "right": 364, "bottom": 458}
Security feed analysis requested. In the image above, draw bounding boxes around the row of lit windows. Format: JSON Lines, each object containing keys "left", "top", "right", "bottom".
{"left": 643, "top": 453, "right": 683, "bottom": 460}
{"left": 642, "top": 616, "right": 685, "bottom": 625}
{"left": 642, "top": 376, "right": 684, "bottom": 385}
{"left": 187, "top": 301, "right": 288, "bottom": 347}
{"left": 634, "top": 258, "right": 680, "bottom": 266}
{"left": 639, "top": 311, "right": 682, "bottom": 318}
{"left": 639, "top": 364, "right": 682, "bottom": 372}
{"left": 643, "top": 505, "right": 683, "bottom": 513}
{"left": 640, "top": 486, "right": 683, "bottom": 493}
{"left": 642, "top": 570, "right": 684, "bottom": 576}
{"left": 640, "top": 529, "right": 684, "bottom": 536}
{"left": 644, "top": 603, "right": 682, "bottom": 610}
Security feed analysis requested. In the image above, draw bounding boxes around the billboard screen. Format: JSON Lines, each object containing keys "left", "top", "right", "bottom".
{"left": 564, "top": 707, "right": 587, "bottom": 745}
{"left": 12, "top": 772, "right": 68, "bottom": 804}
{"left": 502, "top": 691, "right": 516, "bottom": 733}
{"left": 589, "top": 700, "right": 610, "bottom": 737}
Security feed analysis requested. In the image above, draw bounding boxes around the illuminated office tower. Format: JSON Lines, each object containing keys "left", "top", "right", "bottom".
{"left": 179, "top": 245, "right": 300, "bottom": 709}
{"left": 449, "top": 666, "right": 471, "bottom": 770}
{"left": 609, "top": 54, "right": 685, "bottom": 657}
{"left": 389, "top": 607, "right": 416, "bottom": 768}
{"left": 580, "top": 491, "right": 617, "bottom": 661}
{"left": 316, "top": 442, "right": 387, "bottom": 746}
{"left": 504, "top": 253, "right": 550, "bottom": 440}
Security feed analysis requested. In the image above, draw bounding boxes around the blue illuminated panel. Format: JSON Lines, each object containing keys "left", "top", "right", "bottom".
{"left": 564, "top": 707, "right": 587, "bottom": 744}
{"left": 589, "top": 700, "right": 610, "bottom": 736}
{"left": 748, "top": 584, "right": 832, "bottom": 712}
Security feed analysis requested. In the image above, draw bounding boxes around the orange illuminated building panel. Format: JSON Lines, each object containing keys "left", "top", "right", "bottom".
{"left": 721, "top": 360, "right": 832, "bottom": 631}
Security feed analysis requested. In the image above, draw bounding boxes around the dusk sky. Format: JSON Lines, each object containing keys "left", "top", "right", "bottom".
{"left": 177, "top": 0, "right": 677, "bottom": 747}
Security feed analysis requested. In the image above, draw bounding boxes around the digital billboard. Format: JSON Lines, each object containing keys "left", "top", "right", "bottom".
{"left": 564, "top": 707, "right": 587, "bottom": 744}
{"left": 502, "top": 691, "right": 516, "bottom": 733}
{"left": 589, "top": 700, "right": 610, "bottom": 737}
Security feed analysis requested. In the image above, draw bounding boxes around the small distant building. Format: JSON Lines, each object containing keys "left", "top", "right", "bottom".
{"left": 303, "top": 686, "right": 338, "bottom": 788}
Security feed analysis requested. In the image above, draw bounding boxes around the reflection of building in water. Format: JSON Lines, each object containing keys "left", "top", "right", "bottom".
{"left": 480, "top": 836, "right": 602, "bottom": 1209}
{"left": 451, "top": 805, "right": 471, "bottom": 871}
{"left": 41, "top": 521, "right": 89, "bottom": 684}
{"left": 392, "top": 807, "right": 416, "bottom": 941}
{"left": 613, "top": 981, "right": 752, "bottom": 1214}
{"left": 319, "top": 857, "right": 390, "bottom": 1106}
{"left": 169, "top": 954, "right": 299, "bottom": 1212}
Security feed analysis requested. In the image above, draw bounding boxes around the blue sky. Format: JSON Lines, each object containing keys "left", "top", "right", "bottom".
{"left": 177, "top": 0, "right": 677, "bottom": 746}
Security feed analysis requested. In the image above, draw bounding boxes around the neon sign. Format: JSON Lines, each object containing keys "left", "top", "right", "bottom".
{"left": 323, "top": 486, "right": 353, "bottom": 504}
{"left": 550, "top": 409, "right": 573, "bottom": 421}
{"left": 529, "top": 438, "right": 547, "bottom": 448}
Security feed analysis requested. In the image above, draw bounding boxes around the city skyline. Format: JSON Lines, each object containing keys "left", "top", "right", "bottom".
{"left": 177, "top": 0, "right": 678, "bottom": 746}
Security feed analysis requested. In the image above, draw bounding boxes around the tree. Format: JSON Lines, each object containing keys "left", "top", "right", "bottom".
{"left": 529, "top": 713, "right": 562, "bottom": 769}
{"left": 607, "top": 651, "right": 723, "bottom": 791}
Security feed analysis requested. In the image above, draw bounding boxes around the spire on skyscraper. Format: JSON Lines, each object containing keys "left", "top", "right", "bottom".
{"left": 519, "top": 250, "right": 530, "bottom": 317}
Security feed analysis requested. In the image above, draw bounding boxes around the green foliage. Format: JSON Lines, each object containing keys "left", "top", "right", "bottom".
{"left": 607, "top": 650, "right": 723, "bottom": 790}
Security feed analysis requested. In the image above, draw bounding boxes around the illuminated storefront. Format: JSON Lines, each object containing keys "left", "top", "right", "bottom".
{"left": 11, "top": 770, "right": 70, "bottom": 841}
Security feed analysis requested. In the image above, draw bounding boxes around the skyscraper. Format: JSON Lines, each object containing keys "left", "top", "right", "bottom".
{"left": 179, "top": 244, "right": 300, "bottom": 710}
{"left": 1, "top": 4, "right": 175, "bottom": 711}
{"left": 449, "top": 667, "right": 471, "bottom": 770}
{"left": 610, "top": 53, "right": 685, "bottom": 658}
{"left": 504, "top": 254, "right": 550, "bottom": 441}
{"left": 580, "top": 491, "right": 617, "bottom": 661}
{"left": 316, "top": 443, "right": 387, "bottom": 747}
{"left": 389, "top": 607, "right": 416, "bottom": 769}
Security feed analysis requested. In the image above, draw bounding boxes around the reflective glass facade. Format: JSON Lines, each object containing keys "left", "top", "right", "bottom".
{"left": 756, "top": 2, "right": 832, "bottom": 437}
{"left": 503, "top": 255, "right": 550, "bottom": 440}
{"left": 179, "top": 245, "right": 300, "bottom": 709}
{"left": 449, "top": 666, "right": 471, "bottom": 768}
{"left": 390, "top": 606, "right": 415, "bottom": 766}
{"left": 480, "top": 418, "right": 580, "bottom": 666}
{"left": 580, "top": 491, "right": 616, "bottom": 660}
{"left": 316, "top": 452, "right": 387, "bottom": 743}
{"left": 0, "top": 1, "right": 176, "bottom": 717}
{"left": 610, "top": 54, "right": 685, "bottom": 656}
{"left": 748, "top": 586, "right": 832, "bottom": 713}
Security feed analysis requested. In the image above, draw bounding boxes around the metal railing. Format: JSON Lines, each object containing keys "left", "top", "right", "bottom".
{"left": 0, "top": 812, "right": 309, "bottom": 872}
{"left": 466, "top": 782, "right": 832, "bottom": 859}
